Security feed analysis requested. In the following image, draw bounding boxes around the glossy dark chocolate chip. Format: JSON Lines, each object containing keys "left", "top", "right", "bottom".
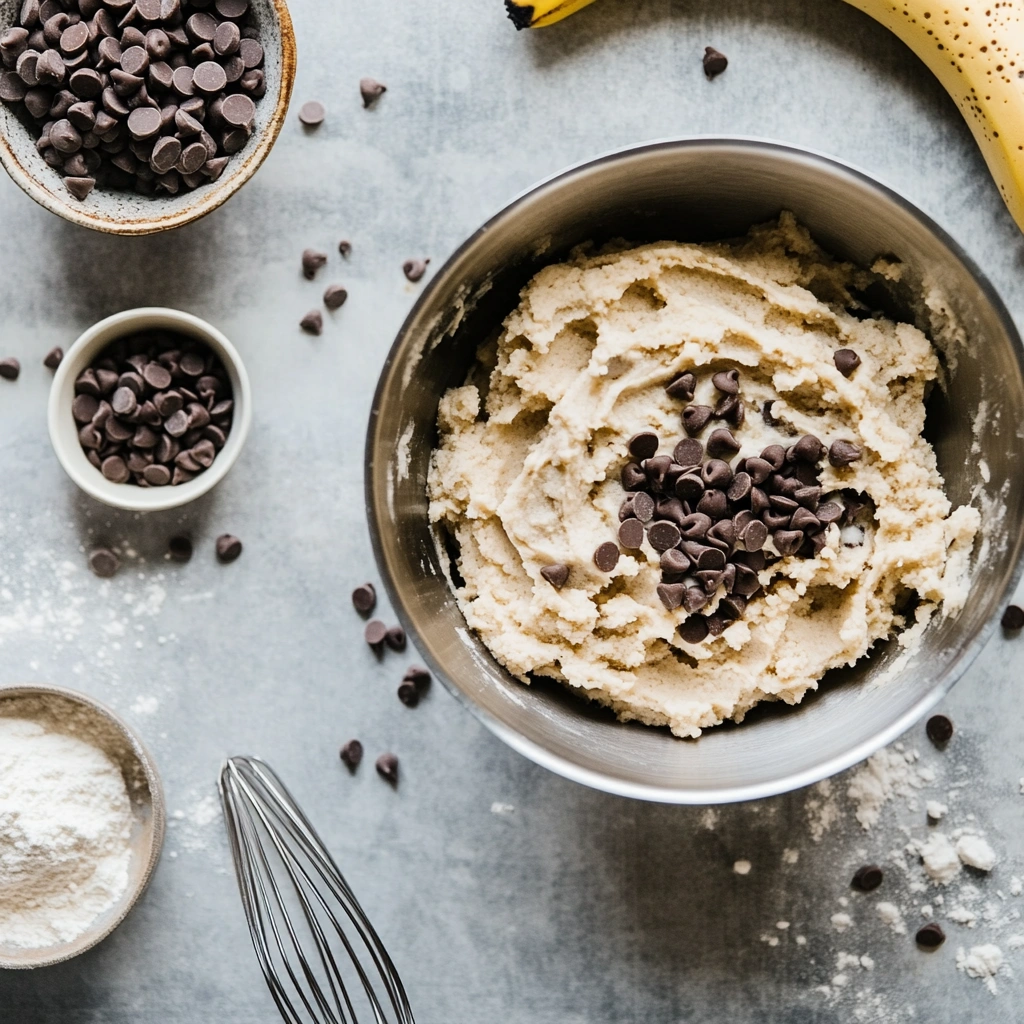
{"left": 301, "top": 248, "right": 327, "bottom": 279}
{"left": 695, "top": 489, "right": 727, "bottom": 519}
{"left": 352, "top": 582, "right": 376, "bottom": 614}
{"left": 364, "top": 619, "right": 387, "bottom": 648}
{"left": 643, "top": 455, "right": 673, "bottom": 490}
{"left": 702, "top": 46, "right": 728, "bottom": 78}
{"left": 679, "top": 512, "right": 711, "bottom": 539}
{"left": 215, "top": 533, "right": 242, "bottom": 563}
{"left": 646, "top": 521, "right": 681, "bottom": 552}
{"left": 300, "top": 309, "right": 323, "bottom": 335}
{"left": 0, "top": 357, "right": 20, "bottom": 380}
{"left": 618, "top": 518, "right": 644, "bottom": 549}
{"left": 714, "top": 393, "right": 745, "bottom": 427}
{"left": 397, "top": 681, "right": 419, "bottom": 707}
{"left": 675, "top": 473, "right": 704, "bottom": 504}
{"left": 339, "top": 739, "right": 363, "bottom": 771}
{"left": 673, "top": 437, "right": 702, "bottom": 466}
{"left": 385, "top": 625, "right": 406, "bottom": 651}
{"left": 726, "top": 471, "right": 751, "bottom": 503}
{"left": 792, "top": 435, "right": 825, "bottom": 464}
{"left": 665, "top": 371, "right": 695, "bottom": 401}
{"left": 816, "top": 502, "right": 844, "bottom": 526}
{"left": 541, "top": 563, "right": 570, "bottom": 589}
{"left": 711, "top": 368, "right": 739, "bottom": 394}
{"left": 719, "top": 593, "right": 747, "bottom": 620}
{"left": 628, "top": 431, "right": 659, "bottom": 462}
{"left": 656, "top": 582, "right": 686, "bottom": 610}
{"left": 404, "top": 665, "right": 432, "bottom": 692}
{"left": 403, "top": 258, "right": 429, "bottom": 282}
{"left": 701, "top": 459, "right": 732, "bottom": 489}
{"left": 682, "top": 404, "right": 713, "bottom": 437}
{"left": 829, "top": 440, "right": 863, "bottom": 467}
{"left": 732, "top": 563, "right": 760, "bottom": 597}
{"left": 677, "top": 615, "right": 709, "bottom": 643}
{"left": 324, "top": 284, "right": 348, "bottom": 310}
{"left": 926, "top": 714, "right": 953, "bottom": 745}
{"left": 375, "top": 752, "right": 398, "bottom": 784}
{"left": 790, "top": 507, "right": 821, "bottom": 534}
{"left": 632, "top": 491, "right": 655, "bottom": 523}
{"left": 359, "top": 76, "right": 386, "bottom": 106}
{"left": 660, "top": 548, "right": 691, "bottom": 576}
{"left": 168, "top": 535, "right": 192, "bottom": 562}
{"left": 915, "top": 923, "right": 945, "bottom": 949}
{"left": 88, "top": 547, "right": 120, "bottom": 577}
{"left": 621, "top": 463, "right": 647, "bottom": 491}
{"left": 852, "top": 864, "right": 883, "bottom": 891}
{"left": 594, "top": 542, "right": 619, "bottom": 572}
{"left": 761, "top": 444, "right": 785, "bottom": 470}
{"left": 1002, "top": 604, "right": 1024, "bottom": 629}
{"left": 773, "top": 529, "right": 804, "bottom": 556}
{"left": 834, "top": 348, "right": 861, "bottom": 377}
{"left": 706, "top": 428, "right": 740, "bottom": 459}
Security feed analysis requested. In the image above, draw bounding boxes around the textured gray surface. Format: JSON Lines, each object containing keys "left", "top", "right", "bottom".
{"left": 0, "top": 0, "right": 1023, "bottom": 1021}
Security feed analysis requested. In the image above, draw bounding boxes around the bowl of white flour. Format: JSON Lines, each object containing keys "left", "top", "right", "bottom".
{"left": 0, "top": 685, "right": 165, "bottom": 969}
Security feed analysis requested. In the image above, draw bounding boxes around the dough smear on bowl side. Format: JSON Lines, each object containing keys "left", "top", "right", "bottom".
{"left": 427, "top": 214, "right": 980, "bottom": 739}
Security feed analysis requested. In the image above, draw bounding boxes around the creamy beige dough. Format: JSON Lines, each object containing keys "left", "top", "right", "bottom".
{"left": 427, "top": 214, "right": 979, "bottom": 738}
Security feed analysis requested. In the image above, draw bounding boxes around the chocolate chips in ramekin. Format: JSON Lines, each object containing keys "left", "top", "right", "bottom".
{"left": 568, "top": 366, "right": 871, "bottom": 644}
{"left": 74, "top": 330, "right": 233, "bottom": 486}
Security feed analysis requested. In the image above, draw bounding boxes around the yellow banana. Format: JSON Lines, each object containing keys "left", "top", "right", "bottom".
{"left": 507, "top": 0, "right": 1024, "bottom": 234}
{"left": 504, "top": 0, "right": 599, "bottom": 30}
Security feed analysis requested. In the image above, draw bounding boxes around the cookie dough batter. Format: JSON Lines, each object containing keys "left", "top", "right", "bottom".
{"left": 427, "top": 215, "right": 979, "bottom": 738}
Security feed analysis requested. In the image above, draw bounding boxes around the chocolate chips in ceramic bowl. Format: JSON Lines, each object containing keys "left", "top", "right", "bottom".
{"left": 0, "top": 0, "right": 266, "bottom": 202}
{"left": 73, "top": 330, "right": 233, "bottom": 486}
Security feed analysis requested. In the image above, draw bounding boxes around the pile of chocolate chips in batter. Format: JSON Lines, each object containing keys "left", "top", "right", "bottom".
{"left": 583, "top": 366, "right": 872, "bottom": 644}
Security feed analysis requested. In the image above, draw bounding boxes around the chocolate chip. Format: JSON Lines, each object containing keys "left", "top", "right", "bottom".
{"left": 712, "top": 368, "right": 739, "bottom": 394}
{"left": 680, "top": 512, "right": 711, "bottom": 539}
{"left": 706, "top": 428, "right": 740, "bottom": 459}
{"left": 632, "top": 491, "right": 655, "bottom": 522}
{"left": 682, "top": 404, "right": 713, "bottom": 437}
{"left": 672, "top": 437, "right": 702, "bottom": 467}
{"left": 43, "top": 346, "right": 63, "bottom": 369}
{"left": 702, "top": 46, "right": 728, "bottom": 78}
{"left": 404, "top": 665, "right": 431, "bottom": 692}
{"left": 541, "top": 563, "right": 569, "bottom": 589}
{"left": 385, "top": 625, "right": 406, "bottom": 651}
{"left": 925, "top": 714, "right": 953, "bottom": 745}
{"left": 338, "top": 240, "right": 352, "bottom": 257}
{"left": 339, "top": 739, "right": 362, "bottom": 771}
{"left": 656, "top": 582, "right": 685, "bottom": 610}
{"left": 403, "top": 258, "right": 429, "bottom": 282}
{"left": 719, "top": 594, "right": 747, "bottom": 620}
{"left": 701, "top": 459, "right": 732, "bottom": 489}
{"left": 359, "top": 76, "right": 385, "bottom": 106}
{"left": 647, "top": 520, "right": 681, "bottom": 552}
{"left": 792, "top": 435, "right": 824, "bottom": 464}
{"left": 375, "top": 752, "right": 398, "bottom": 784}
{"left": 101, "top": 454, "right": 129, "bottom": 482}
{"left": 773, "top": 529, "right": 804, "bottom": 556}
{"left": 0, "top": 358, "right": 20, "bottom": 380}
{"left": 706, "top": 520, "right": 734, "bottom": 550}
{"left": 817, "top": 502, "right": 844, "bottom": 526}
{"left": 299, "top": 248, "right": 327, "bottom": 280}
{"left": 852, "top": 864, "right": 883, "bottom": 891}
{"left": 323, "top": 284, "right": 348, "bottom": 310}
{"left": 88, "top": 546, "right": 120, "bottom": 577}
{"left": 660, "top": 548, "right": 691, "bottom": 576}
{"left": 829, "top": 440, "right": 862, "bottom": 467}
{"left": 915, "top": 923, "right": 945, "bottom": 950}
{"left": 665, "top": 371, "right": 695, "bottom": 401}
{"left": 168, "top": 535, "right": 192, "bottom": 561}
{"left": 621, "top": 462, "right": 646, "bottom": 491}
{"left": 364, "top": 618, "right": 387, "bottom": 649}
{"left": 397, "top": 681, "right": 419, "bottom": 707}
{"left": 834, "top": 348, "right": 861, "bottom": 377}
{"left": 352, "top": 583, "right": 376, "bottom": 614}
{"left": 643, "top": 454, "right": 673, "bottom": 491}
{"left": 298, "top": 99, "right": 324, "bottom": 125}
{"left": 726, "top": 471, "right": 752, "bottom": 503}
{"left": 594, "top": 542, "right": 620, "bottom": 572}
{"left": 695, "top": 489, "right": 727, "bottom": 519}
{"left": 1002, "top": 604, "right": 1024, "bottom": 630}
{"left": 760, "top": 444, "right": 785, "bottom": 470}
{"left": 732, "top": 563, "right": 760, "bottom": 597}
{"left": 300, "top": 310, "right": 323, "bottom": 335}
{"left": 790, "top": 507, "right": 821, "bottom": 534}
{"left": 677, "top": 616, "right": 709, "bottom": 643}
{"left": 714, "top": 393, "right": 745, "bottom": 427}
{"left": 215, "top": 533, "right": 242, "bottom": 562}
{"left": 618, "top": 518, "right": 644, "bottom": 549}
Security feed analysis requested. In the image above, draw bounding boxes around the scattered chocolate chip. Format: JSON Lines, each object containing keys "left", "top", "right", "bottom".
{"left": 215, "top": 533, "right": 242, "bottom": 563}
{"left": 677, "top": 616, "right": 709, "bottom": 643}
{"left": 301, "top": 248, "right": 327, "bottom": 279}
{"left": 298, "top": 99, "right": 324, "bottom": 125}
{"left": 682, "top": 404, "right": 713, "bottom": 437}
{"left": 673, "top": 437, "right": 702, "bottom": 467}
{"left": 621, "top": 462, "right": 647, "bottom": 491}
{"left": 43, "top": 346, "right": 63, "bottom": 369}
{"left": 403, "top": 258, "right": 429, "bottom": 282}
{"left": 915, "top": 923, "right": 945, "bottom": 950}
{"left": 706, "top": 428, "right": 740, "bottom": 459}
{"left": 359, "top": 76, "right": 386, "bottom": 107}
{"left": 339, "top": 739, "right": 363, "bottom": 771}
{"left": 618, "top": 518, "right": 644, "bottom": 549}
{"left": 364, "top": 619, "right": 387, "bottom": 649}
{"left": 594, "top": 542, "right": 620, "bottom": 572}
{"left": 660, "top": 548, "right": 691, "bottom": 576}
{"left": 773, "top": 529, "right": 804, "bottom": 557}
{"left": 792, "top": 435, "right": 824, "bottom": 464}
{"left": 632, "top": 492, "right": 655, "bottom": 522}
{"left": 1002, "top": 604, "right": 1024, "bottom": 629}
{"left": 385, "top": 625, "right": 406, "bottom": 651}
{"left": 665, "top": 371, "right": 695, "bottom": 401}
{"left": 0, "top": 357, "right": 20, "bottom": 380}
{"left": 647, "top": 520, "right": 681, "bottom": 552}
{"left": 352, "top": 582, "right": 377, "bottom": 614}
{"left": 300, "top": 309, "right": 323, "bottom": 335}
{"left": 375, "top": 752, "right": 398, "bottom": 784}
{"left": 167, "top": 535, "right": 193, "bottom": 562}
{"left": 397, "top": 681, "right": 419, "bottom": 707}
{"left": 338, "top": 240, "right": 352, "bottom": 257}
{"left": 540, "top": 563, "right": 570, "bottom": 589}
{"left": 323, "top": 284, "right": 348, "bottom": 310}
{"left": 656, "top": 582, "right": 686, "bottom": 610}
{"left": 702, "top": 46, "right": 728, "bottom": 78}
{"left": 834, "top": 348, "right": 861, "bottom": 377}
{"left": 926, "top": 714, "right": 953, "bottom": 745}
{"left": 712, "top": 368, "right": 739, "bottom": 394}
{"left": 829, "top": 440, "right": 862, "bottom": 467}
{"left": 404, "top": 665, "right": 431, "bottom": 692}
{"left": 88, "top": 547, "right": 120, "bottom": 577}
{"left": 628, "top": 431, "right": 659, "bottom": 462}
{"left": 852, "top": 864, "right": 883, "bottom": 891}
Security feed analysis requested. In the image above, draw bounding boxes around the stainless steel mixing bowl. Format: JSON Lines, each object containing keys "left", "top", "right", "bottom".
{"left": 366, "top": 138, "right": 1024, "bottom": 804}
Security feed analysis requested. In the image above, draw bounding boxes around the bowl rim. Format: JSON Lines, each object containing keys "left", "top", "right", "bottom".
{"left": 366, "top": 136, "right": 1024, "bottom": 804}
{"left": 0, "top": 683, "right": 166, "bottom": 969}
{"left": 48, "top": 306, "right": 253, "bottom": 512}
{"left": 0, "top": 0, "right": 296, "bottom": 236}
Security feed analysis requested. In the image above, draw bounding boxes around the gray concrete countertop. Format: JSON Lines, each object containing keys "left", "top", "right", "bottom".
{"left": 2, "top": 1, "right": 1023, "bottom": 1020}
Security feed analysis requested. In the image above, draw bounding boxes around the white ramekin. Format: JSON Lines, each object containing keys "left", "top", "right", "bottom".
{"left": 48, "top": 307, "right": 252, "bottom": 512}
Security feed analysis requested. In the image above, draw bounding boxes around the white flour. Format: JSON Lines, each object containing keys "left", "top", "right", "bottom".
{"left": 0, "top": 717, "right": 133, "bottom": 950}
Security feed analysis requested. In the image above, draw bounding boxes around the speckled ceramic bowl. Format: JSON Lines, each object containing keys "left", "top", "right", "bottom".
{"left": 0, "top": 684, "right": 165, "bottom": 970}
{"left": 0, "top": 0, "right": 295, "bottom": 235}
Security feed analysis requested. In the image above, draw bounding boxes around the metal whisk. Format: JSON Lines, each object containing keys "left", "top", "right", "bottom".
{"left": 219, "top": 756, "right": 416, "bottom": 1024}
